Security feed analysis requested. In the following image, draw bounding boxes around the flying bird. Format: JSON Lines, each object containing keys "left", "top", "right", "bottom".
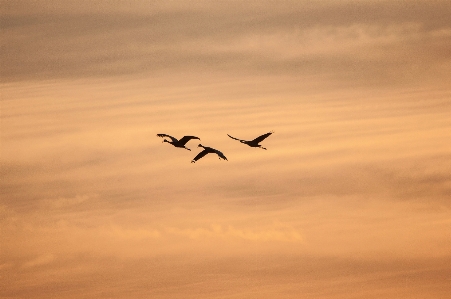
{"left": 227, "top": 131, "right": 274, "bottom": 150}
{"left": 157, "top": 134, "right": 200, "bottom": 151}
{"left": 191, "top": 144, "right": 228, "bottom": 163}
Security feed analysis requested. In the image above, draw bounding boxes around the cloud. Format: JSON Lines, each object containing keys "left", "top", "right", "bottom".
{"left": 1, "top": 1, "right": 451, "bottom": 86}
{"left": 365, "top": 155, "right": 451, "bottom": 203}
{"left": 42, "top": 194, "right": 92, "bottom": 209}
{"left": 22, "top": 254, "right": 55, "bottom": 268}
{"left": 165, "top": 223, "right": 303, "bottom": 243}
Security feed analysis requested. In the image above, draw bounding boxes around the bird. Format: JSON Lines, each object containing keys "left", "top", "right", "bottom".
{"left": 157, "top": 134, "right": 200, "bottom": 151}
{"left": 191, "top": 144, "right": 228, "bottom": 163}
{"left": 227, "top": 131, "right": 273, "bottom": 150}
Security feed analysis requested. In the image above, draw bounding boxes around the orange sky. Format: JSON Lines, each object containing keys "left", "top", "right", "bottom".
{"left": 1, "top": 1, "right": 451, "bottom": 298}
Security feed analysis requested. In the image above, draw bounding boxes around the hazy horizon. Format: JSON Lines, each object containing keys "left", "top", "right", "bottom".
{"left": 2, "top": 1, "right": 451, "bottom": 298}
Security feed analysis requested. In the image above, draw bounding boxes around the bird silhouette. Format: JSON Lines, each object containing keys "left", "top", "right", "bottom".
{"left": 191, "top": 144, "right": 228, "bottom": 163}
{"left": 157, "top": 134, "right": 200, "bottom": 151}
{"left": 227, "top": 131, "right": 273, "bottom": 150}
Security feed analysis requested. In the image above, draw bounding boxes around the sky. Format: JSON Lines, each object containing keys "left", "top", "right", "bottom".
{"left": 1, "top": 0, "right": 451, "bottom": 298}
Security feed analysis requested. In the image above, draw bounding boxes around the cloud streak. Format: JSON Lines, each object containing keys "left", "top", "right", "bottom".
{"left": 2, "top": 1, "right": 451, "bottom": 86}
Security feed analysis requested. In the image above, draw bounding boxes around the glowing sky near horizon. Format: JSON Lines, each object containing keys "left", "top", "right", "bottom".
{"left": 1, "top": 1, "right": 451, "bottom": 298}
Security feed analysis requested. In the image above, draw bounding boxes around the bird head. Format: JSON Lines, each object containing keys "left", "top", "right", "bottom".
{"left": 198, "top": 144, "right": 204, "bottom": 148}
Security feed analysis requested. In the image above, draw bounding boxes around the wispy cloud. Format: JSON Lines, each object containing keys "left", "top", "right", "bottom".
{"left": 2, "top": 1, "right": 451, "bottom": 86}
{"left": 166, "top": 223, "right": 303, "bottom": 243}
{"left": 22, "top": 254, "right": 55, "bottom": 268}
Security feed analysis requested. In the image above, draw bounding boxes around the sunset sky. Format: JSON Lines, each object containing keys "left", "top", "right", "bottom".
{"left": 1, "top": 1, "right": 451, "bottom": 298}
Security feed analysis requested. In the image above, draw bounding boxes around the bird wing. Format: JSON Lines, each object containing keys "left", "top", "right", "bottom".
{"left": 157, "top": 134, "right": 177, "bottom": 143}
{"left": 191, "top": 149, "right": 209, "bottom": 163}
{"left": 251, "top": 132, "right": 273, "bottom": 144}
{"left": 214, "top": 149, "right": 228, "bottom": 161}
{"left": 227, "top": 134, "right": 246, "bottom": 142}
{"left": 178, "top": 135, "right": 200, "bottom": 146}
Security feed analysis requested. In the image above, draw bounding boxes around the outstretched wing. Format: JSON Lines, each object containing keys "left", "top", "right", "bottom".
{"left": 178, "top": 135, "right": 200, "bottom": 146}
{"left": 251, "top": 132, "right": 273, "bottom": 144}
{"left": 157, "top": 134, "right": 177, "bottom": 143}
{"left": 191, "top": 149, "right": 209, "bottom": 163}
{"left": 214, "top": 149, "right": 228, "bottom": 161}
{"left": 227, "top": 134, "right": 245, "bottom": 142}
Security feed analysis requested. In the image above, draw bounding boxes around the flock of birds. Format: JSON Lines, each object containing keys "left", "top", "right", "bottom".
{"left": 157, "top": 131, "right": 274, "bottom": 163}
